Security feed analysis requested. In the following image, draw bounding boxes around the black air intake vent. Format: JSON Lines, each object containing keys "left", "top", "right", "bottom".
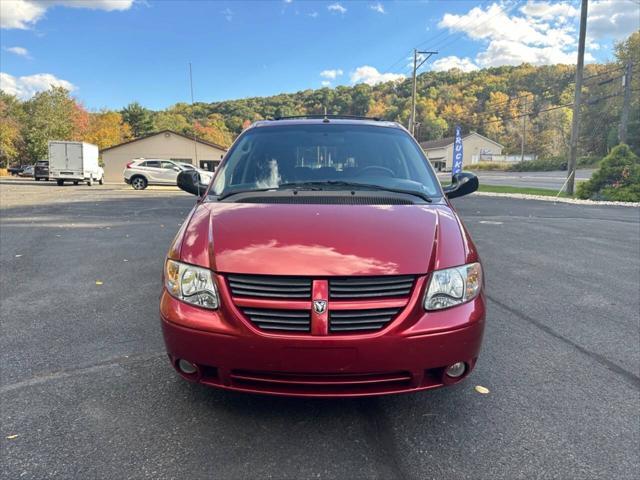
{"left": 238, "top": 196, "right": 413, "bottom": 205}
{"left": 241, "top": 308, "right": 311, "bottom": 332}
{"left": 329, "top": 308, "right": 401, "bottom": 332}
{"left": 228, "top": 274, "right": 312, "bottom": 299}
{"left": 329, "top": 276, "right": 415, "bottom": 299}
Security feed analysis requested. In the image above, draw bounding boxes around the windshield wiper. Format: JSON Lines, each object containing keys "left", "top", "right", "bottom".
{"left": 218, "top": 181, "right": 432, "bottom": 203}
{"left": 217, "top": 186, "right": 278, "bottom": 201}
{"left": 278, "top": 181, "right": 432, "bottom": 203}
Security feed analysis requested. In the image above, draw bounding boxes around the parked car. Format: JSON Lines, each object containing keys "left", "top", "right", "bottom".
{"left": 8, "top": 164, "right": 25, "bottom": 176}
{"left": 161, "top": 116, "right": 484, "bottom": 397}
{"left": 123, "top": 159, "right": 213, "bottom": 190}
{"left": 18, "top": 165, "right": 34, "bottom": 177}
{"left": 34, "top": 160, "right": 49, "bottom": 181}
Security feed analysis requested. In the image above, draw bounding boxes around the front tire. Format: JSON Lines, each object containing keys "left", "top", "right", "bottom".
{"left": 98, "top": 176, "right": 104, "bottom": 185}
{"left": 56, "top": 179, "right": 64, "bottom": 186}
{"left": 73, "top": 181, "right": 79, "bottom": 185}
{"left": 131, "top": 176, "right": 148, "bottom": 190}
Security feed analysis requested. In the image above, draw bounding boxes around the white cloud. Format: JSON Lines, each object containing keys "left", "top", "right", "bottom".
{"left": 432, "top": 56, "right": 479, "bottom": 72}
{"left": 0, "top": 72, "right": 76, "bottom": 99}
{"left": 1, "top": 0, "right": 134, "bottom": 29}
{"left": 328, "top": 3, "right": 347, "bottom": 14}
{"left": 587, "top": 0, "right": 639, "bottom": 40}
{"left": 320, "top": 69, "right": 343, "bottom": 79}
{"left": 3, "top": 46, "right": 31, "bottom": 58}
{"left": 321, "top": 80, "right": 331, "bottom": 87}
{"left": 437, "top": 2, "right": 596, "bottom": 67}
{"left": 221, "top": 7, "right": 233, "bottom": 22}
{"left": 520, "top": 1, "right": 578, "bottom": 21}
{"left": 350, "top": 66, "right": 405, "bottom": 86}
{"left": 370, "top": 2, "right": 385, "bottom": 14}
{"left": 308, "top": 11, "right": 318, "bottom": 18}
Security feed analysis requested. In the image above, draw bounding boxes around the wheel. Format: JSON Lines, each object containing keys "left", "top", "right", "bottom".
{"left": 98, "top": 176, "right": 104, "bottom": 185}
{"left": 35, "top": 177, "right": 40, "bottom": 181}
{"left": 73, "top": 181, "right": 79, "bottom": 185}
{"left": 131, "top": 176, "right": 148, "bottom": 190}
{"left": 87, "top": 177, "right": 93, "bottom": 186}
{"left": 56, "top": 179, "right": 64, "bottom": 186}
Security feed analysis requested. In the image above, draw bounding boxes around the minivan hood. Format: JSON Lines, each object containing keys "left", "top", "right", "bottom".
{"left": 177, "top": 202, "right": 474, "bottom": 276}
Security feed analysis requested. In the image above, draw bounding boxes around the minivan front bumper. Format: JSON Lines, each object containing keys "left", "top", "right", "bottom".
{"left": 160, "top": 276, "right": 485, "bottom": 397}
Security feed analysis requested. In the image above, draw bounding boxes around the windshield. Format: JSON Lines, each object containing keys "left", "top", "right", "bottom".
{"left": 211, "top": 124, "right": 442, "bottom": 199}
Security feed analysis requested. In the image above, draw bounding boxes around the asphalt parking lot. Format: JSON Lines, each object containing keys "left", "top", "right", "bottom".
{"left": 1, "top": 180, "right": 639, "bottom": 479}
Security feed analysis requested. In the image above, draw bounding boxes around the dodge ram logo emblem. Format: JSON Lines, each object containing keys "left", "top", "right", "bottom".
{"left": 313, "top": 300, "right": 327, "bottom": 314}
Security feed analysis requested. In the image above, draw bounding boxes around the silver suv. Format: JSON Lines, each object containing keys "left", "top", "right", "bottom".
{"left": 123, "top": 159, "right": 213, "bottom": 190}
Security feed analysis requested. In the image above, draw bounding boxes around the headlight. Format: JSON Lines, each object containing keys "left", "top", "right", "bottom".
{"left": 164, "top": 259, "right": 219, "bottom": 309}
{"left": 424, "top": 262, "right": 482, "bottom": 311}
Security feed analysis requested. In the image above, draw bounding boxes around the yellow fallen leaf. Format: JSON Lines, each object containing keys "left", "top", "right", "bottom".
{"left": 95, "top": 281, "right": 103, "bottom": 285}
{"left": 6, "top": 434, "right": 18, "bottom": 439}
{"left": 475, "top": 385, "right": 490, "bottom": 394}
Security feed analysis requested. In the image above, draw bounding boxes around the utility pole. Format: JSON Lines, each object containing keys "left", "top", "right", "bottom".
{"left": 409, "top": 49, "right": 437, "bottom": 137}
{"left": 521, "top": 95, "right": 527, "bottom": 162}
{"left": 189, "top": 62, "right": 199, "bottom": 168}
{"left": 566, "top": 0, "right": 588, "bottom": 195}
{"left": 619, "top": 61, "right": 632, "bottom": 144}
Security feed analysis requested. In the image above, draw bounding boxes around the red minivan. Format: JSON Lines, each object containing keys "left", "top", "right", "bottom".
{"left": 161, "top": 117, "right": 485, "bottom": 397}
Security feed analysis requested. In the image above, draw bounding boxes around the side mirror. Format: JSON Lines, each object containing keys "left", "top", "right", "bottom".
{"left": 442, "top": 172, "right": 479, "bottom": 199}
{"left": 177, "top": 170, "right": 207, "bottom": 197}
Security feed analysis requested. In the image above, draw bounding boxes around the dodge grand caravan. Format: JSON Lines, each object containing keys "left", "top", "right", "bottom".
{"left": 161, "top": 116, "right": 485, "bottom": 397}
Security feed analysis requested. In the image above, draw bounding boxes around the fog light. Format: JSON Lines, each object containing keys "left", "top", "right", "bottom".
{"left": 445, "top": 362, "right": 466, "bottom": 378}
{"left": 177, "top": 359, "right": 198, "bottom": 375}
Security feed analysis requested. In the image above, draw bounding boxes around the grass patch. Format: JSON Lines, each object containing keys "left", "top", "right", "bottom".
{"left": 478, "top": 184, "right": 573, "bottom": 198}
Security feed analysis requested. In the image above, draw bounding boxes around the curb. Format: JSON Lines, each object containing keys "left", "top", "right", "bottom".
{"left": 473, "top": 191, "right": 640, "bottom": 207}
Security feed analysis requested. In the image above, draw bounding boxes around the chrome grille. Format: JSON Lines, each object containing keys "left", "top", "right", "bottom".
{"left": 329, "top": 307, "right": 401, "bottom": 332}
{"left": 227, "top": 274, "right": 311, "bottom": 299}
{"left": 329, "top": 276, "right": 415, "bottom": 299}
{"left": 241, "top": 308, "right": 311, "bottom": 332}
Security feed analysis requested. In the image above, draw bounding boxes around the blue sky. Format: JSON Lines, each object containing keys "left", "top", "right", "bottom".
{"left": 1, "top": 0, "right": 637, "bottom": 110}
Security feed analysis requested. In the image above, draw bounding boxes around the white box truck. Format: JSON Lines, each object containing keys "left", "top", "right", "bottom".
{"left": 48, "top": 141, "right": 104, "bottom": 186}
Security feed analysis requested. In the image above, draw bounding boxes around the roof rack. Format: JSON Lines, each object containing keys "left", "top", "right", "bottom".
{"left": 272, "top": 114, "right": 381, "bottom": 121}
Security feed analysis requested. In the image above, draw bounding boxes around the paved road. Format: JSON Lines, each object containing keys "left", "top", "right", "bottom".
{"left": 438, "top": 169, "right": 595, "bottom": 190}
{"left": 1, "top": 182, "right": 638, "bottom": 479}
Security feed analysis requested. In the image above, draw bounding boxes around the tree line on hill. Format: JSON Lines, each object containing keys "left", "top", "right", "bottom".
{"left": 1, "top": 32, "right": 637, "bottom": 168}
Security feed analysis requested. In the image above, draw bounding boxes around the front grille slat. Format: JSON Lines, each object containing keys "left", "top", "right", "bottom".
{"left": 330, "top": 276, "right": 415, "bottom": 286}
{"left": 330, "top": 290, "right": 412, "bottom": 299}
{"left": 329, "top": 308, "right": 400, "bottom": 318}
{"left": 242, "top": 309, "right": 309, "bottom": 319}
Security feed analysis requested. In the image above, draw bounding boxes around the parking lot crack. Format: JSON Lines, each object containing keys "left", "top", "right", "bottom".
{"left": 0, "top": 352, "right": 165, "bottom": 395}
{"left": 487, "top": 295, "right": 640, "bottom": 390}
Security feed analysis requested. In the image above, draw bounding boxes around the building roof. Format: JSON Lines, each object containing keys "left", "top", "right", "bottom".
{"left": 419, "top": 131, "right": 503, "bottom": 150}
{"left": 100, "top": 129, "right": 228, "bottom": 153}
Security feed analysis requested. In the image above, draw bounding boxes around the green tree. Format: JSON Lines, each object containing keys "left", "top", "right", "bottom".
{"left": 153, "top": 111, "right": 191, "bottom": 133}
{"left": 0, "top": 91, "right": 25, "bottom": 166}
{"left": 121, "top": 102, "right": 153, "bottom": 138}
{"left": 577, "top": 144, "right": 640, "bottom": 201}
{"left": 23, "top": 87, "right": 76, "bottom": 161}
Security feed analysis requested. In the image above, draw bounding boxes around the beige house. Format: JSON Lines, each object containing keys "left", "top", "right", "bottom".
{"left": 420, "top": 132, "right": 503, "bottom": 171}
{"left": 101, "top": 130, "right": 227, "bottom": 183}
